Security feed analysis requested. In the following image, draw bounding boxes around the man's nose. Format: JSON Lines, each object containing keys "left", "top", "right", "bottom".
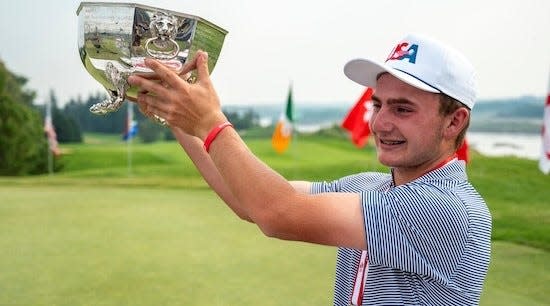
{"left": 370, "top": 107, "right": 392, "bottom": 133}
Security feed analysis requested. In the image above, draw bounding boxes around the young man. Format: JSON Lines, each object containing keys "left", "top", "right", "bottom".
{"left": 128, "top": 33, "right": 492, "bottom": 305}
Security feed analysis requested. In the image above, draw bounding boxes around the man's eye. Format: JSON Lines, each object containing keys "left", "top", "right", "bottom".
{"left": 396, "top": 107, "right": 411, "bottom": 113}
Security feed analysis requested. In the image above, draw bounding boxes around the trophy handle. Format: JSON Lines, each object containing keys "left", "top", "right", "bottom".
{"left": 89, "top": 62, "right": 129, "bottom": 115}
{"left": 145, "top": 38, "right": 180, "bottom": 60}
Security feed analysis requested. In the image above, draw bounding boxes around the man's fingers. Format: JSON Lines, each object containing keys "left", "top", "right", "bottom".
{"left": 179, "top": 54, "right": 200, "bottom": 77}
{"left": 178, "top": 50, "right": 210, "bottom": 84}
{"left": 128, "top": 74, "right": 168, "bottom": 97}
{"left": 137, "top": 93, "right": 166, "bottom": 117}
{"left": 133, "top": 71, "right": 161, "bottom": 80}
{"left": 143, "top": 58, "right": 182, "bottom": 89}
{"left": 196, "top": 51, "right": 211, "bottom": 84}
{"left": 137, "top": 101, "right": 150, "bottom": 116}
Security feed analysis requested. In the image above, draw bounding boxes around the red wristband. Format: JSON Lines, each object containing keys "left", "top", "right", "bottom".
{"left": 203, "top": 121, "right": 233, "bottom": 152}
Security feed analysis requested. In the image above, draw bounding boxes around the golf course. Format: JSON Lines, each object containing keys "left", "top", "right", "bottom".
{"left": 1, "top": 133, "right": 548, "bottom": 305}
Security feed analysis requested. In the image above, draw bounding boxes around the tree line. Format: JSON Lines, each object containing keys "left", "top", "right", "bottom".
{"left": 45, "top": 90, "right": 262, "bottom": 143}
{"left": 0, "top": 59, "right": 261, "bottom": 176}
{"left": 1, "top": 60, "right": 51, "bottom": 175}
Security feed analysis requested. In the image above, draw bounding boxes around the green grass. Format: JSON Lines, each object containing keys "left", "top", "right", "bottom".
{"left": 480, "top": 241, "right": 549, "bottom": 305}
{"left": 0, "top": 135, "right": 548, "bottom": 305}
{"left": 0, "top": 186, "right": 334, "bottom": 305}
{"left": 468, "top": 156, "right": 550, "bottom": 251}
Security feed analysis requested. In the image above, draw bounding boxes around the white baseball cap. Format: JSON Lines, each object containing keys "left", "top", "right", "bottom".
{"left": 344, "top": 33, "right": 477, "bottom": 109}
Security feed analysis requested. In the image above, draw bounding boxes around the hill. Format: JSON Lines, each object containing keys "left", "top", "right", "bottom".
{"left": 0, "top": 136, "right": 548, "bottom": 305}
{"left": 470, "top": 96, "right": 544, "bottom": 133}
{"left": 225, "top": 95, "right": 546, "bottom": 134}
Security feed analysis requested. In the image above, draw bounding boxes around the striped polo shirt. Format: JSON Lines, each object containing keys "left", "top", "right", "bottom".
{"left": 311, "top": 160, "right": 492, "bottom": 306}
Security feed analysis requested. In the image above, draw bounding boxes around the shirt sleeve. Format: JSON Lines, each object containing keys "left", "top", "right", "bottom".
{"left": 310, "top": 172, "right": 386, "bottom": 194}
{"left": 362, "top": 184, "right": 470, "bottom": 283}
{"left": 310, "top": 180, "right": 341, "bottom": 194}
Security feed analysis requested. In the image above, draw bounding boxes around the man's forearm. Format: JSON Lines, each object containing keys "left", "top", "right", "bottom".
{"left": 171, "top": 127, "right": 252, "bottom": 222}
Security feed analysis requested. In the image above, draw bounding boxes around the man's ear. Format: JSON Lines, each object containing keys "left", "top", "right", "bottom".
{"left": 444, "top": 107, "right": 469, "bottom": 139}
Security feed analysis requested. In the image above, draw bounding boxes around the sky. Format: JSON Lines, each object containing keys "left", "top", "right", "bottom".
{"left": 0, "top": 0, "right": 549, "bottom": 107}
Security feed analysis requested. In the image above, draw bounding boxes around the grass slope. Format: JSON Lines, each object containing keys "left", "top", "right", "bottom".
{"left": 0, "top": 134, "right": 548, "bottom": 305}
{"left": 0, "top": 186, "right": 334, "bottom": 305}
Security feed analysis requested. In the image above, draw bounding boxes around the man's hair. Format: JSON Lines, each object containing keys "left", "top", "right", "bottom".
{"left": 439, "top": 94, "right": 470, "bottom": 149}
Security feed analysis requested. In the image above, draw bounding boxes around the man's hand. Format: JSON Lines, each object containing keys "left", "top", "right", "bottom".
{"left": 127, "top": 50, "right": 227, "bottom": 140}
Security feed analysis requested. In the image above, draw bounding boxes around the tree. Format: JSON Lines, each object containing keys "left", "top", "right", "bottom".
{"left": 80, "top": 93, "right": 128, "bottom": 134}
{"left": 223, "top": 108, "right": 260, "bottom": 130}
{"left": 45, "top": 90, "right": 83, "bottom": 143}
{"left": 0, "top": 62, "right": 35, "bottom": 106}
{"left": 138, "top": 119, "right": 165, "bottom": 143}
{"left": 0, "top": 60, "right": 55, "bottom": 175}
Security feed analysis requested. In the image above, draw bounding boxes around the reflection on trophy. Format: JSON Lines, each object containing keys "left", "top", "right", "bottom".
{"left": 76, "top": 2, "right": 227, "bottom": 121}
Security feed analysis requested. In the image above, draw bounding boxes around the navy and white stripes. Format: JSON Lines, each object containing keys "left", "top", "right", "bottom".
{"left": 311, "top": 160, "right": 492, "bottom": 306}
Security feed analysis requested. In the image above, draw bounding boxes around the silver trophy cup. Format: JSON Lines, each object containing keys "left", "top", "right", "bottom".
{"left": 77, "top": 2, "right": 227, "bottom": 117}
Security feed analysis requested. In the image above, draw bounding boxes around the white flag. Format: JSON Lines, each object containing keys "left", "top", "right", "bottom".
{"left": 44, "top": 101, "right": 61, "bottom": 156}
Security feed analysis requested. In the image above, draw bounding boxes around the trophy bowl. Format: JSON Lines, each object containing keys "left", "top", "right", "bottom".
{"left": 77, "top": 2, "right": 227, "bottom": 116}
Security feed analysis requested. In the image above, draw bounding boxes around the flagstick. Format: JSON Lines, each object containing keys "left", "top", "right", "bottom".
{"left": 291, "top": 124, "right": 298, "bottom": 179}
{"left": 288, "top": 81, "right": 297, "bottom": 179}
{"left": 127, "top": 102, "right": 133, "bottom": 176}
{"left": 46, "top": 100, "right": 53, "bottom": 176}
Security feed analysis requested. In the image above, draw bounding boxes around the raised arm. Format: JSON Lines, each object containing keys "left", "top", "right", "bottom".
{"left": 171, "top": 127, "right": 251, "bottom": 222}
{"left": 127, "top": 52, "right": 366, "bottom": 249}
{"left": 172, "top": 127, "right": 311, "bottom": 221}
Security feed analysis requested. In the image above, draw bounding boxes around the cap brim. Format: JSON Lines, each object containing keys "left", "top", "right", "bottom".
{"left": 344, "top": 59, "right": 440, "bottom": 94}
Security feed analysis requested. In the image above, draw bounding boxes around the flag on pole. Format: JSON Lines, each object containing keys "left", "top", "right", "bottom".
{"left": 44, "top": 102, "right": 61, "bottom": 156}
{"left": 539, "top": 72, "right": 550, "bottom": 174}
{"left": 123, "top": 104, "right": 138, "bottom": 141}
{"left": 342, "top": 88, "right": 374, "bottom": 148}
{"left": 272, "top": 84, "right": 294, "bottom": 154}
{"left": 123, "top": 120, "right": 138, "bottom": 141}
{"left": 124, "top": 102, "right": 137, "bottom": 175}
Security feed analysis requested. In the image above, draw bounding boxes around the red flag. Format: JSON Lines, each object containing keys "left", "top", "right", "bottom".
{"left": 456, "top": 138, "right": 469, "bottom": 163}
{"left": 342, "top": 88, "right": 374, "bottom": 148}
{"left": 539, "top": 76, "right": 550, "bottom": 174}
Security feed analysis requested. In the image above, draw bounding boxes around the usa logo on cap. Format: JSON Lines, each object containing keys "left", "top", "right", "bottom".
{"left": 386, "top": 42, "right": 418, "bottom": 64}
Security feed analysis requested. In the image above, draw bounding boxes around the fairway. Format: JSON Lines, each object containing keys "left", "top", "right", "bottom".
{"left": 1, "top": 185, "right": 548, "bottom": 305}
{"left": 0, "top": 186, "right": 335, "bottom": 306}
{"left": 1, "top": 136, "right": 549, "bottom": 305}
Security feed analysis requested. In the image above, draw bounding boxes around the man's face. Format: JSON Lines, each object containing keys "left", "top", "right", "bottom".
{"left": 370, "top": 73, "right": 447, "bottom": 171}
